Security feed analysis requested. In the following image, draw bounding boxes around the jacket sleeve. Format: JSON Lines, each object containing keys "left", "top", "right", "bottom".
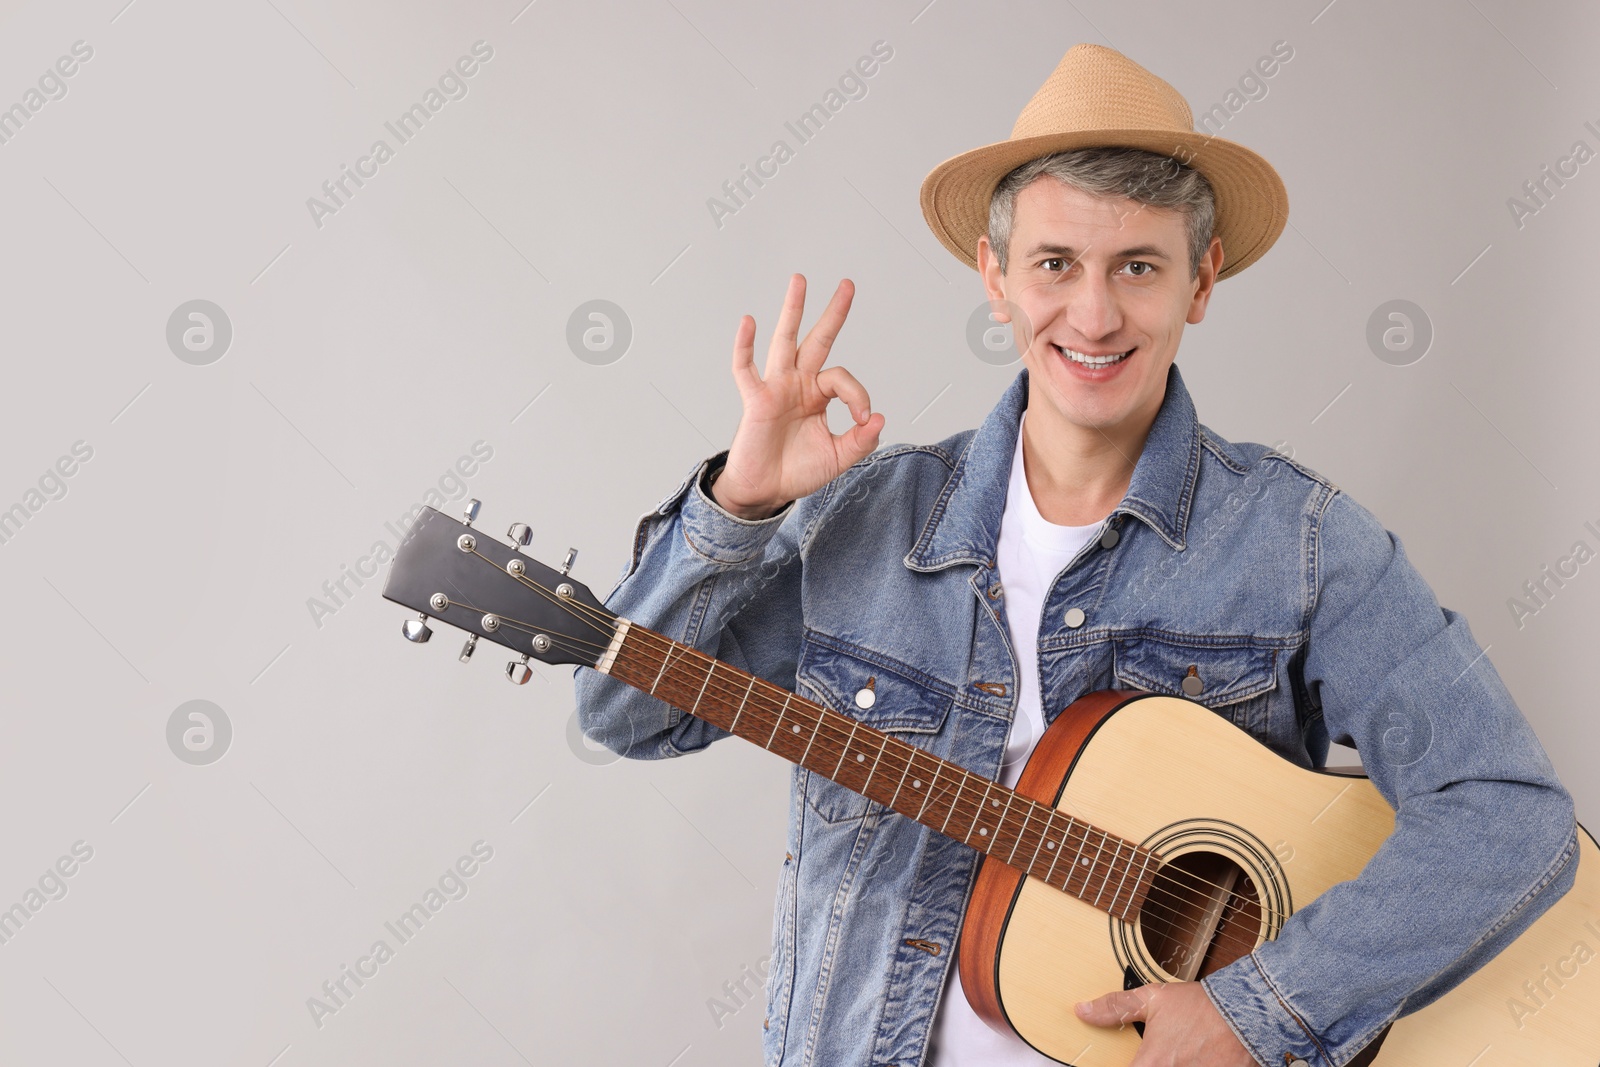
{"left": 572, "top": 451, "right": 822, "bottom": 760}
{"left": 1201, "top": 488, "right": 1579, "bottom": 1066}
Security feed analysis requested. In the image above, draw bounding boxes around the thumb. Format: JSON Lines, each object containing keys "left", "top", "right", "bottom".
{"left": 836, "top": 411, "right": 885, "bottom": 467}
{"left": 1075, "top": 987, "right": 1152, "bottom": 1029}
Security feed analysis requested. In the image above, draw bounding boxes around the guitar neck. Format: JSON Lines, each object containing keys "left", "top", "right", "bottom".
{"left": 597, "top": 618, "right": 1153, "bottom": 922}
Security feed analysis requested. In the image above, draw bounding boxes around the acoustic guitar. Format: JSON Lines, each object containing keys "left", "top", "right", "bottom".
{"left": 381, "top": 501, "right": 1600, "bottom": 1065}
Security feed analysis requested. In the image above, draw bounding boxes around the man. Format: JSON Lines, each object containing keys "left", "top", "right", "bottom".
{"left": 573, "top": 44, "right": 1577, "bottom": 1066}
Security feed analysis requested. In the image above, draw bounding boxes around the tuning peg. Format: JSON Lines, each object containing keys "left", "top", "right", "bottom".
{"left": 459, "top": 634, "right": 478, "bottom": 662}
{"left": 506, "top": 654, "right": 532, "bottom": 685}
{"left": 462, "top": 498, "right": 481, "bottom": 526}
{"left": 402, "top": 613, "right": 433, "bottom": 643}
{"left": 559, "top": 547, "right": 578, "bottom": 575}
{"left": 507, "top": 523, "right": 532, "bottom": 548}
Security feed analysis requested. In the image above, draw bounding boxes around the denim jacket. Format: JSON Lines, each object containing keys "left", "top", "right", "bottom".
{"left": 573, "top": 363, "right": 1578, "bottom": 1067}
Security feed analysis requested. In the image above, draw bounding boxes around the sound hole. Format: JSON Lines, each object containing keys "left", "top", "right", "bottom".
{"left": 1137, "top": 850, "right": 1262, "bottom": 981}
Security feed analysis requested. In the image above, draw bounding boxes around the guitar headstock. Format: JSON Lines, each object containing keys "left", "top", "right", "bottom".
{"left": 381, "top": 500, "right": 615, "bottom": 682}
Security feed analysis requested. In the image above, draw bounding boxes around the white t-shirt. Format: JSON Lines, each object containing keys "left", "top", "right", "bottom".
{"left": 927, "top": 413, "right": 1105, "bottom": 1064}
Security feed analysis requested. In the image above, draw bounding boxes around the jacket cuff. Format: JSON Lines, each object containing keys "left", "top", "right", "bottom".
{"left": 1202, "top": 952, "right": 1329, "bottom": 1066}
{"left": 678, "top": 452, "right": 794, "bottom": 565}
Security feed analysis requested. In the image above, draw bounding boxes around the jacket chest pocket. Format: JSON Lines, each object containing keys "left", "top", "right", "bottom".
{"left": 794, "top": 632, "right": 955, "bottom": 825}
{"left": 1112, "top": 634, "right": 1279, "bottom": 735}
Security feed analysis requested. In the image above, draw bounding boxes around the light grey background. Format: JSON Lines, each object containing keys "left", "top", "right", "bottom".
{"left": 1, "top": 0, "right": 1595, "bottom": 1064}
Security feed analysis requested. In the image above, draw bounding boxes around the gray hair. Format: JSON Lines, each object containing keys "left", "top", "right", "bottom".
{"left": 987, "top": 146, "right": 1216, "bottom": 278}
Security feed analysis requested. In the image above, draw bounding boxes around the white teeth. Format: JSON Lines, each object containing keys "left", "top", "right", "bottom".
{"left": 1057, "top": 345, "right": 1130, "bottom": 367}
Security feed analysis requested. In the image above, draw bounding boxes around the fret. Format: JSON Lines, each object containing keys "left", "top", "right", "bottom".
{"left": 940, "top": 772, "right": 967, "bottom": 835}
{"left": 730, "top": 674, "right": 757, "bottom": 731}
{"left": 865, "top": 734, "right": 888, "bottom": 800}
{"left": 889, "top": 741, "right": 915, "bottom": 808}
{"left": 1053, "top": 815, "right": 1086, "bottom": 891}
{"left": 915, "top": 755, "right": 941, "bottom": 821}
{"left": 1000, "top": 791, "right": 1021, "bottom": 865}
{"left": 1088, "top": 832, "right": 1110, "bottom": 907}
{"left": 832, "top": 721, "right": 860, "bottom": 780}
{"left": 1068, "top": 818, "right": 1092, "bottom": 891}
{"left": 1130, "top": 848, "right": 1156, "bottom": 911}
{"left": 1024, "top": 803, "right": 1046, "bottom": 875}
{"left": 768, "top": 693, "right": 792, "bottom": 747}
{"left": 1105, "top": 840, "right": 1132, "bottom": 918}
{"left": 1045, "top": 814, "right": 1065, "bottom": 885}
{"left": 689, "top": 656, "right": 716, "bottom": 715}
{"left": 798, "top": 706, "right": 823, "bottom": 767}
{"left": 649, "top": 643, "right": 681, "bottom": 694}
{"left": 961, "top": 780, "right": 992, "bottom": 844}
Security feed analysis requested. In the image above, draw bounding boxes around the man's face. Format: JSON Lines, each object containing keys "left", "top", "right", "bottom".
{"left": 977, "top": 176, "right": 1222, "bottom": 442}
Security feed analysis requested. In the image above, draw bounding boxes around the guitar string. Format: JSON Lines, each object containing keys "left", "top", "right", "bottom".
{"left": 475, "top": 561, "right": 1287, "bottom": 933}
{"left": 475, "top": 552, "right": 1288, "bottom": 930}
{"left": 446, "top": 549, "right": 1286, "bottom": 928}
{"left": 471, "top": 600, "right": 1277, "bottom": 936}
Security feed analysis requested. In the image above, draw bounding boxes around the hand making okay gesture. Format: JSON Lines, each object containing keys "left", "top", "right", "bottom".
{"left": 710, "top": 274, "right": 885, "bottom": 520}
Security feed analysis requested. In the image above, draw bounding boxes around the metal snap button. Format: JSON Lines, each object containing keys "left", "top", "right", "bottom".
{"left": 855, "top": 687, "right": 876, "bottom": 709}
{"left": 1099, "top": 526, "right": 1120, "bottom": 549}
{"left": 1063, "top": 607, "right": 1086, "bottom": 628}
{"left": 988, "top": 582, "right": 1003, "bottom": 598}
{"left": 1287, "top": 1060, "right": 1308, "bottom": 1067}
{"left": 1181, "top": 666, "right": 1203, "bottom": 696}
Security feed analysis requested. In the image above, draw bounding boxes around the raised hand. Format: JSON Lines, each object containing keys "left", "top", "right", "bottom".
{"left": 711, "top": 274, "right": 885, "bottom": 520}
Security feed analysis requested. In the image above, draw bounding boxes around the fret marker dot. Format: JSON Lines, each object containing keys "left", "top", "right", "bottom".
{"left": 991, "top": 799, "right": 999, "bottom": 807}
{"left": 1080, "top": 857, "right": 1090, "bottom": 866}
{"left": 791, "top": 725, "right": 801, "bottom": 733}
{"left": 978, "top": 828, "right": 987, "bottom": 836}
{"left": 913, "top": 780, "right": 922, "bottom": 789}
{"left": 856, "top": 753, "right": 865, "bottom": 762}
{"left": 1046, "top": 842, "right": 1056, "bottom": 850}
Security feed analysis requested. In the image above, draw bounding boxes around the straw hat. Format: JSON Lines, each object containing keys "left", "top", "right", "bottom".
{"left": 920, "top": 43, "right": 1288, "bottom": 280}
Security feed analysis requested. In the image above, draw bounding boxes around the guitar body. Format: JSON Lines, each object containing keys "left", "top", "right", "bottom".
{"left": 961, "top": 690, "right": 1600, "bottom": 1066}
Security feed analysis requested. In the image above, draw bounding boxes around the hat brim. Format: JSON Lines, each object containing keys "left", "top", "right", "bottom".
{"left": 920, "top": 129, "right": 1288, "bottom": 281}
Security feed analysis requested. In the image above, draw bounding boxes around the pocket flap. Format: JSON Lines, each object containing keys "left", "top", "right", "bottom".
{"left": 796, "top": 632, "right": 953, "bottom": 734}
{"left": 1113, "top": 636, "right": 1278, "bottom": 706}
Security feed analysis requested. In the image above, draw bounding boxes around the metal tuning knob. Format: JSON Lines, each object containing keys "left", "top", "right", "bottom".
{"left": 506, "top": 654, "right": 532, "bottom": 685}
{"left": 462, "top": 498, "right": 481, "bottom": 526}
{"left": 507, "top": 523, "right": 532, "bottom": 548}
{"left": 402, "top": 613, "right": 433, "bottom": 643}
{"left": 559, "top": 547, "right": 578, "bottom": 575}
{"left": 459, "top": 634, "right": 478, "bottom": 662}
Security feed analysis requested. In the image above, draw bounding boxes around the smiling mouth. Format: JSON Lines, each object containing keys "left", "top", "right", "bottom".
{"left": 1053, "top": 343, "right": 1133, "bottom": 367}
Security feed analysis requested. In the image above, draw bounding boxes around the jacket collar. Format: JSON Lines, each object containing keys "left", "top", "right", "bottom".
{"left": 905, "top": 361, "right": 1202, "bottom": 571}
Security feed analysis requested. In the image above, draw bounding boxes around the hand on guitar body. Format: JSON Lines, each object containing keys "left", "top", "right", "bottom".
{"left": 1076, "top": 983, "right": 1259, "bottom": 1066}
{"left": 711, "top": 273, "right": 886, "bottom": 521}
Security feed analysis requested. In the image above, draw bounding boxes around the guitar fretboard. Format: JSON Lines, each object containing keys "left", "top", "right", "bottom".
{"left": 601, "top": 619, "right": 1153, "bottom": 923}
